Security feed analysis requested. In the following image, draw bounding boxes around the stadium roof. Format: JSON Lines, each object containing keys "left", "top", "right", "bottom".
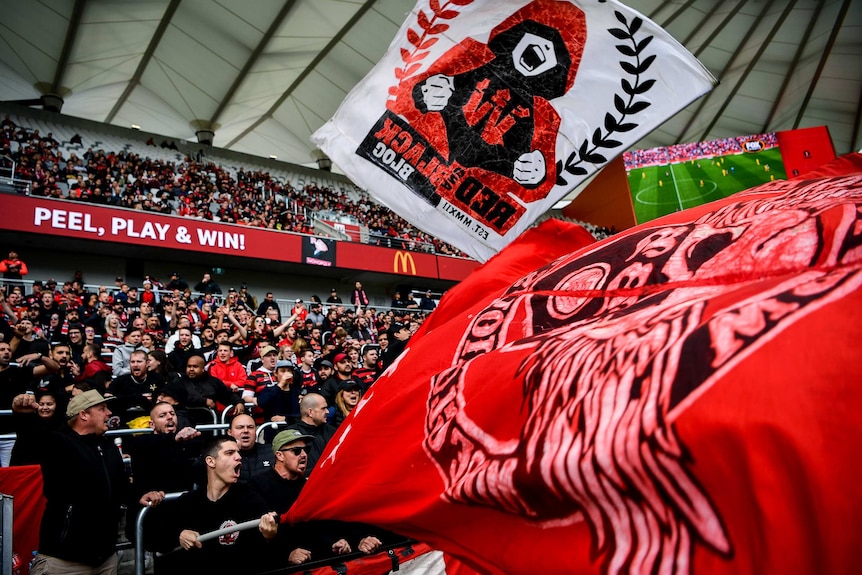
{"left": 0, "top": 0, "right": 859, "bottom": 172}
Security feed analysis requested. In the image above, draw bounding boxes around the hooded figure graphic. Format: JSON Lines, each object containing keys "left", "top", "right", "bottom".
{"left": 394, "top": 0, "right": 586, "bottom": 200}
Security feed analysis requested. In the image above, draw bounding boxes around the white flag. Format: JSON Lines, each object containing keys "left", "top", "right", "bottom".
{"left": 313, "top": 0, "right": 716, "bottom": 261}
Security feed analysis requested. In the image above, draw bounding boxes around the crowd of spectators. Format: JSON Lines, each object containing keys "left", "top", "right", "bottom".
{"left": 623, "top": 133, "right": 779, "bottom": 170}
{"left": 0, "top": 263, "right": 432, "bottom": 572}
{"left": 0, "top": 114, "right": 472, "bottom": 255}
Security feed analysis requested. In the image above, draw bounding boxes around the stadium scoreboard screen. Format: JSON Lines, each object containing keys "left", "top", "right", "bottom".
{"left": 623, "top": 132, "right": 786, "bottom": 224}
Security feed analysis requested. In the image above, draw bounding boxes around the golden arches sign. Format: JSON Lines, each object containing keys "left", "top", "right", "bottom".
{"left": 394, "top": 251, "right": 417, "bottom": 275}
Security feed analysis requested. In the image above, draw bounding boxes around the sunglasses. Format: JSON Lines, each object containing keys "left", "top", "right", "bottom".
{"left": 278, "top": 446, "right": 309, "bottom": 456}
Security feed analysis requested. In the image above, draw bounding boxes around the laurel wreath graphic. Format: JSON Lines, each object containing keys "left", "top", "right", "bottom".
{"left": 389, "top": 0, "right": 475, "bottom": 97}
{"left": 556, "top": 10, "right": 656, "bottom": 186}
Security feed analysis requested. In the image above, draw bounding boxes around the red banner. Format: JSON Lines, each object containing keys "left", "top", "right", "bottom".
{"left": 0, "top": 465, "right": 46, "bottom": 575}
{"left": 336, "top": 241, "right": 441, "bottom": 277}
{"left": 1, "top": 195, "right": 303, "bottom": 262}
{"left": 0, "top": 195, "right": 481, "bottom": 281}
{"left": 289, "top": 163, "right": 862, "bottom": 575}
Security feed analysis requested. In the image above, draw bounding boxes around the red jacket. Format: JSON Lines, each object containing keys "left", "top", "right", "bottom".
{"left": 207, "top": 356, "right": 248, "bottom": 391}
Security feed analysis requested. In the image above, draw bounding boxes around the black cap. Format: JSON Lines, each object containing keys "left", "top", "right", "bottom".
{"left": 339, "top": 379, "right": 363, "bottom": 392}
{"left": 314, "top": 358, "right": 333, "bottom": 370}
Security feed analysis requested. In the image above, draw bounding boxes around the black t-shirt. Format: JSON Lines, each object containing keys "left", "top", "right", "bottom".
{"left": 248, "top": 468, "right": 305, "bottom": 514}
{"left": 154, "top": 484, "right": 273, "bottom": 575}
{"left": 248, "top": 469, "right": 349, "bottom": 565}
{"left": 13, "top": 338, "right": 50, "bottom": 359}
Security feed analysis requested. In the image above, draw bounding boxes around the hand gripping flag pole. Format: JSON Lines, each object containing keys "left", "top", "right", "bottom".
{"left": 171, "top": 518, "right": 261, "bottom": 553}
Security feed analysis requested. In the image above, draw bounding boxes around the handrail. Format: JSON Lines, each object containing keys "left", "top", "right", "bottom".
{"left": 256, "top": 421, "right": 288, "bottom": 443}
{"left": 220, "top": 403, "right": 255, "bottom": 425}
{"left": 134, "top": 490, "right": 187, "bottom": 575}
{"left": 0, "top": 423, "right": 228, "bottom": 441}
{"left": 189, "top": 407, "right": 219, "bottom": 426}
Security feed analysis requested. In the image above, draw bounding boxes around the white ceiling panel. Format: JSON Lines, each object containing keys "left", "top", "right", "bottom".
{"left": 0, "top": 0, "right": 858, "bottom": 169}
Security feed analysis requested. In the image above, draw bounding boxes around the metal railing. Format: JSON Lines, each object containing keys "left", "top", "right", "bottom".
{"left": 134, "top": 490, "right": 187, "bottom": 575}
{"left": 0, "top": 422, "right": 229, "bottom": 441}
{"left": 256, "top": 421, "right": 288, "bottom": 443}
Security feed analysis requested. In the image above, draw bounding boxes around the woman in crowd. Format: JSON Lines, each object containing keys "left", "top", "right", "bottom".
{"left": 79, "top": 292, "right": 100, "bottom": 323}
{"left": 10, "top": 392, "right": 65, "bottom": 466}
{"left": 102, "top": 313, "right": 125, "bottom": 366}
{"left": 147, "top": 349, "right": 171, "bottom": 379}
{"left": 140, "top": 332, "right": 157, "bottom": 352}
{"left": 332, "top": 381, "right": 362, "bottom": 428}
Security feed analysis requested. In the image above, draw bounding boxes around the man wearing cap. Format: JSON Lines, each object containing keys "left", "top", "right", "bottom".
{"left": 326, "top": 288, "right": 342, "bottom": 305}
{"left": 314, "top": 357, "right": 334, "bottom": 386}
{"left": 238, "top": 284, "right": 257, "bottom": 310}
{"left": 419, "top": 290, "right": 437, "bottom": 311}
{"left": 66, "top": 323, "right": 85, "bottom": 364}
{"left": 381, "top": 321, "right": 412, "bottom": 370}
{"left": 31, "top": 390, "right": 164, "bottom": 575}
{"left": 249, "top": 429, "right": 352, "bottom": 566}
{"left": 320, "top": 352, "right": 360, "bottom": 406}
{"left": 24, "top": 279, "right": 43, "bottom": 307}
{"left": 124, "top": 287, "right": 142, "bottom": 317}
{"left": 244, "top": 345, "right": 279, "bottom": 410}
{"left": 251, "top": 429, "right": 395, "bottom": 565}
{"left": 286, "top": 393, "right": 335, "bottom": 475}
{"left": 306, "top": 301, "right": 325, "bottom": 328}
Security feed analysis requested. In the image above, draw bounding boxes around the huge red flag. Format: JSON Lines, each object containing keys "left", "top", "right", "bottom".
{"left": 313, "top": 0, "right": 715, "bottom": 261}
{"left": 289, "top": 156, "right": 862, "bottom": 575}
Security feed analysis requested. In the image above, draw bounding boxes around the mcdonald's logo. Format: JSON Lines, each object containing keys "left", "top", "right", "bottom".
{"left": 393, "top": 251, "right": 417, "bottom": 275}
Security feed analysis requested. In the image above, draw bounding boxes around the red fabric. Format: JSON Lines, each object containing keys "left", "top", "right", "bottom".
{"left": 0, "top": 465, "right": 46, "bottom": 575}
{"left": 289, "top": 160, "right": 862, "bottom": 575}
{"left": 298, "top": 543, "right": 436, "bottom": 575}
{"left": 801, "top": 151, "right": 862, "bottom": 179}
